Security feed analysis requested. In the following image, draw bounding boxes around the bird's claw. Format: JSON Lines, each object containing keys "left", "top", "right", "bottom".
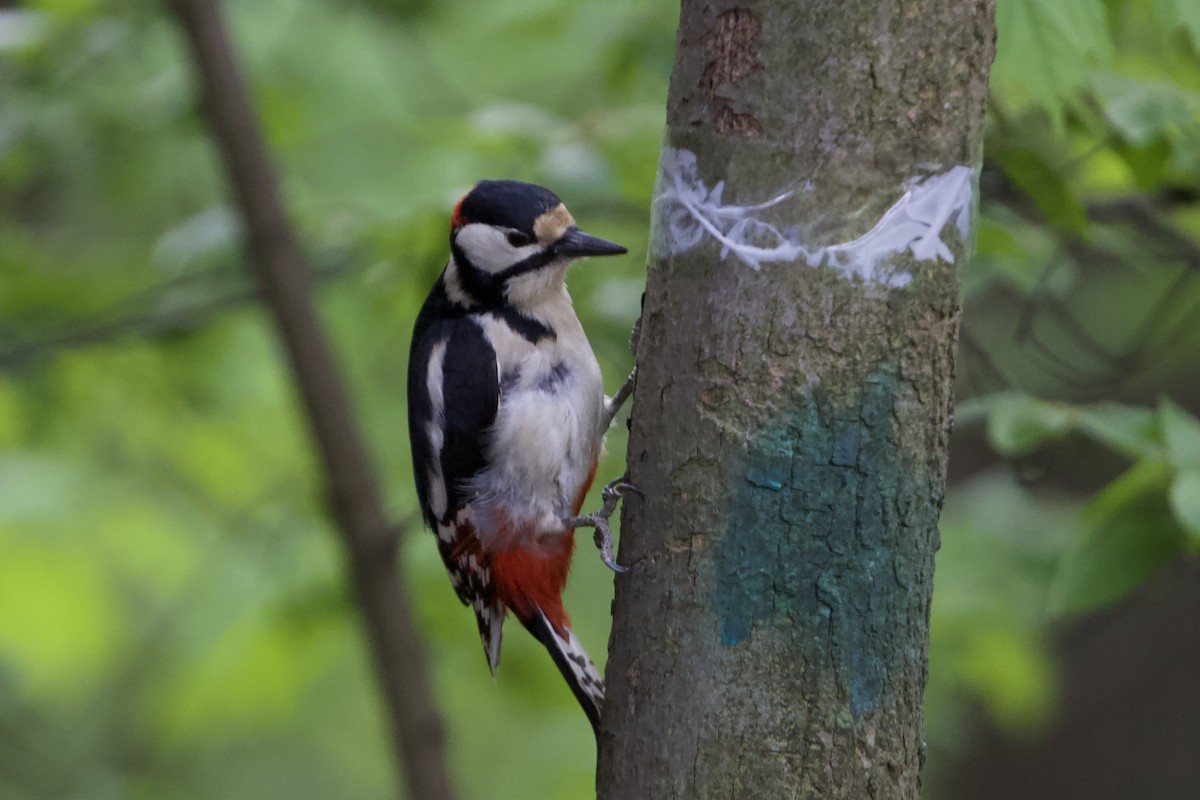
{"left": 594, "top": 522, "right": 627, "bottom": 574}
{"left": 602, "top": 367, "right": 637, "bottom": 430}
{"left": 602, "top": 480, "right": 644, "bottom": 504}
{"left": 563, "top": 477, "right": 642, "bottom": 573}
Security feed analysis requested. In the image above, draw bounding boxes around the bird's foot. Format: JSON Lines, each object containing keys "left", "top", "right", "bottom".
{"left": 602, "top": 367, "right": 637, "bottom": 430}
{"left": 563, "top": 477, "right": 643, "bottom": 573}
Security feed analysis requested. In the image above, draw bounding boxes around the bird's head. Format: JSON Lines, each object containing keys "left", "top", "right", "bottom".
{"left": 445, "top": 180, "right": 627, "bottom": 310}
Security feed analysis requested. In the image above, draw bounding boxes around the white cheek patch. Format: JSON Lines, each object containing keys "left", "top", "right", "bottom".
{"left": 455, "top": 223, "right": 541, "bottom": 275}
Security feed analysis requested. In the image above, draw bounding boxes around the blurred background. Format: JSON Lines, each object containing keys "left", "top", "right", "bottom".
{"left": 1, "top": 0, "right": 1198, "bottom": 798}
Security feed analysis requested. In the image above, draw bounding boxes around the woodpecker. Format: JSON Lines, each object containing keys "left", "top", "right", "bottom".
{"left": 407, "top": 180, "right": 631, "bottom": 737}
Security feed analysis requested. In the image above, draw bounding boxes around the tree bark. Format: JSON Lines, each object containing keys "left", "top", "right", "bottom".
{"left": 598, "top": 2, "right": 994, "bottom": 798}
{"left": 167, "top": 2, "right": 457, "bottom": 798}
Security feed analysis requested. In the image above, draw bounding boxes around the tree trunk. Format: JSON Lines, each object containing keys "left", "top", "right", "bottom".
{"left": 598, "top": 2, "right": 994, "bottom": 798}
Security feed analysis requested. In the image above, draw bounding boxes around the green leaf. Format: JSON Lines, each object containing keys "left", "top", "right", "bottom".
{"left": 27, "top": 0, "right": 99, "bottom": 21}
{"left": 997, "top": 148, "right": 1089, "bottom": 236}
{"left": 986, "top": 396, "right": 1163, "bottom": 462}
{"left": 1171, "top": 123, "right": 1200, "bottom": 178}
{"left": 1049, "top": 460, "right": 1185, "bottom": 615}
{"left": 960, "top": 627, "right": 1057, "bottom": 731}
{"left": 0, "top": 542, "right": 124, "bottom": 699}
{"left": 1112, "top": 138, "right": 1172, "bottom": 191}
{"left": 974, "top": 216, "right": 1023, "bottom": 259}
{"left": 0, "top": 453, "right": 81, "bottom": 523}
{"left": 1168, "top": 469, "right": 1200, "bottom": 542}
{"left": 1159, "top": 398, "right": 1200, "bottom": 469}
{"left": 1092, "top": 74, "right": 1200, "bottom": 147}
{"left": 1156, "top": 0, "right": 1200, "bottom": 47}
{"left": 962, "top": 217, "right": 1023, "bottom": 298}
{"left": 993, "top": 0, "right": 1112, "bottom": 123}
{"left": 986, "top": 393, "right": 1073, "bottom": 457}
{"left": 962, "top": 213, "right": 1068, "bottom": 297}
{"left": 1073, "top": 402, "right": 1162, "bottom": 461}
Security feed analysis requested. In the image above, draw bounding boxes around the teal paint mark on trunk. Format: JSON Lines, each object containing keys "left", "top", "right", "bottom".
{"left": 714, "top": 370, "right": 932, "bottom": 719}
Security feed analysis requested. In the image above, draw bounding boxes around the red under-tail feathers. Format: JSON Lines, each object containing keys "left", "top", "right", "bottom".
{"left": 492, "top": 536, "right": 605, "bottom": 735}
{"left": 442, "top": 459, "right": 605, "bottom": 736}
{"left": 494, "top": 459, "right": 604, "bottom": 735}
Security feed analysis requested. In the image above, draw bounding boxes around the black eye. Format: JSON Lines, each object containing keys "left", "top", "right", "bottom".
{"left": 506, "top": 231, "right": 534, "bottom": 248}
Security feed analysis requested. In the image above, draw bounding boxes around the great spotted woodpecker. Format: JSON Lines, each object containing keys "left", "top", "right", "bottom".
{"left": 407, "top": 180, "right": 632, "bottom": 737}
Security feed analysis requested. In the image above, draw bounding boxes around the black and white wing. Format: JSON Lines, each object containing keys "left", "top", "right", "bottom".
{"left": 407, "top": 283, "right": 506, "bottom": 669}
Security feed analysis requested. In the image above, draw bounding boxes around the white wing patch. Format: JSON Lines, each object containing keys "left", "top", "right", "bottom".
{"left": 477, "top": 596, "right": 505, "bottom": 675}
{"left": 424, "top": 340, "right": 448, "bottom": 520}
{"left": 438, "top": 507, "right": 506, "bottom": 674}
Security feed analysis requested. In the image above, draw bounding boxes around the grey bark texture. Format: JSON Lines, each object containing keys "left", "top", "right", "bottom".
{"left": 598, "top": 2, "right": 995, "bottom": 799}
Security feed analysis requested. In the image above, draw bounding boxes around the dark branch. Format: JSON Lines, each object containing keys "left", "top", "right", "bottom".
{"left": 0, "top": 259, "right": 354, "bottom": 372}
{"left": 165, "top": 2, "right": 457, "bottom": 798}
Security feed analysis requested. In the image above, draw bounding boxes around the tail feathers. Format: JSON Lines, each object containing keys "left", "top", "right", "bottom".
{"left": 525, "top": 610, "right": 605, "bottom": 738}
{"left": 471, "top": 595, "right": 506, "bottom": 676}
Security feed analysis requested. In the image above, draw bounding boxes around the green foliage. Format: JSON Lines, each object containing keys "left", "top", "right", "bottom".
{"left": 1, "top": 0, "right": 669, "bottom": 797}
{"left": 943, "top": 2, "right": 1200, "bottom": 782}
{"left": 927, "top": 473, "right": 1070, "bottom": 748}
{"left": 984, "top": 394, "right": 1159, "bottom": 461}
{"left": 1156, "top": 0, "right": 1200, "bottom": 46}
{"left": 2, "top": 0, "right": 1199, "bottom": 797}
{"left": 992, "top": 0, "right": 1111, "bottom": 126}
{"left": 1048, "top": 460, "right": 1184, "bottom": 613}
{"left": 980, "top": 394, "right": 1200, "bottom": 613}
{"left": 994, "top": 147, "right": 1090, "bottom": 236}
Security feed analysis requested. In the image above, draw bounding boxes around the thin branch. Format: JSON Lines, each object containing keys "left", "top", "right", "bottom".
{"left": 0, "top": 259, "right": 354, "bottom": 372}
{"left": 165, "top": 2, "right": 457, "bottom": 798}
{"left": 0, "top": 268, "right": 255, "bottom": 371}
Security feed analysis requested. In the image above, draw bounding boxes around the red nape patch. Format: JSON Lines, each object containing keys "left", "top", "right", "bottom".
{"left": 492, "top": 538, "right": 576, "bottom": 636}
{"left": 450, "top": 193, "right": 469, "bottom": 231}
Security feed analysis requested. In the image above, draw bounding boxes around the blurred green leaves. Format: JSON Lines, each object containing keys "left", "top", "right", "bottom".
{"left": 985, "top": 394, "right": 1074, "bottom": 456}
{"left": 1048, "top": 460, "right": 1183, "bottom": 614}
{"left": 992, "top": 0, "right": 1110, "bottom": 125}
{"left": 962, "top": 4, "right": 1200, "bottom": 712}
{"left": 1163, "top": 399, "right": 1200, "bottom": 541}
{"left": 927, "top": 472, "right": 1071, "bottom": 748}
{"left": 995, "top": 148, "right": 1089, "bottom": 236}
{"left": 2, "top": 0, "right": 1200, "bottom": 797}
{"left": 1168, "top": 469, "right": 1200, "bottom": 538}
{"left": 1156, "top": 0, "right": 1200, "bottom": 46}
{"left": 1093, "top": 74, "right": 1200, "bottom": 148}
{"left": 0, "top": 541, "right": 124, "bottom": 700}
{"left": 984, "top": 394, "right": 1159, "bottom": 460}
{"left": 0, "top": 0, "right": 667, "bottom": 797}
{"left": 981, "top": 394, "right": 1200, "bottom": 614}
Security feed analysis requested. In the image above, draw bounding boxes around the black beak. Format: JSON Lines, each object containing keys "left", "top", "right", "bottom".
{"left": 554, "top": 227, "right": 627, "bottom": 258}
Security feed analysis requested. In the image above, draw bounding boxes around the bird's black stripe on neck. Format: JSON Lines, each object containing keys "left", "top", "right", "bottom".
{"left": 447, "top": 243, "right": 556, "bottom": 345}
{"left": 449, "top": 240, "right": 503, "bottom": 305}
{"left": 492, "top": 307, "right": 555, "bottom": 344}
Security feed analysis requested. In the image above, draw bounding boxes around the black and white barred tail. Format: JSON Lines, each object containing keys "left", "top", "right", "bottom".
{"left": 524, "top": 610, "right": 604, "bottom": 738}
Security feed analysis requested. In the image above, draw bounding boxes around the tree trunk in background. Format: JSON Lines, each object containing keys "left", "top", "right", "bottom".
{"left": 598, "top": 2, "right": 994, "bottom": 798}
{"left": 168, "top": 3, "right": 457, "bottom": 798}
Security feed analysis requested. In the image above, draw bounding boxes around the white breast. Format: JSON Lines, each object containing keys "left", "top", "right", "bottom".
{"left": 468, "top": 288, "right": 605, "bottom": 545}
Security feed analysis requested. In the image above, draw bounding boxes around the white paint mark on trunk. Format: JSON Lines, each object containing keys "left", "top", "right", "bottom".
{"left": 651, "top": 148, "right": 974, "bottom": 288}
